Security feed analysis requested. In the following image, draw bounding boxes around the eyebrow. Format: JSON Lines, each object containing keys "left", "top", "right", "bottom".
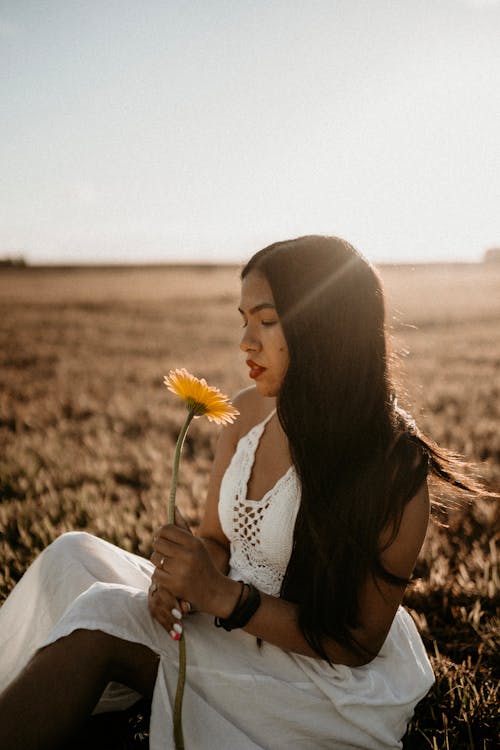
{"left": 238, "top": 302, "right": 276, "bottom": 316}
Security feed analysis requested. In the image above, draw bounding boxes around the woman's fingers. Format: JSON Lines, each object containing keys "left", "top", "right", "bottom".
{"left": 154, "top": 524, "right": 196, "bottom": 547}
{"left": 150, "top": 544, "right": 203, "bottom": 606}
{"left": 152, "top": 519, "right": 192, "bottom": 551}
{"left": 150, "top": 526, "right": 221, "bottom": 613}
{"left": 148, "top": 578, "right": 184, "bottom": 641}
{"left": 151, "top": 549, "right": 171, "bottom": 572}
{"left": 150, "top": 527, "right": 193, "bottom": 571}
{"left": 174, "top": 506, "right": 192, "bottom": 533}
{"left": 150, "top": 531, "right": 202, "bottom": 589}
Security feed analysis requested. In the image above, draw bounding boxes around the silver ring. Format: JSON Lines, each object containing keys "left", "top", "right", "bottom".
{"left": 160, "top": 556, "right": 165, "bottom": 569}
{"left": 151, "top": 583, "right": 158, "bottom": 595}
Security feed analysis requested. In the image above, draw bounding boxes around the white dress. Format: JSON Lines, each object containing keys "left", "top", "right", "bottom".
{"left": 0, "top": 412, "right": 434, "bottom": 749}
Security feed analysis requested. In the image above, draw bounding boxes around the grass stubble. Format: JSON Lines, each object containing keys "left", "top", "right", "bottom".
{"left": 0, "top": 263, "right": 499, "bottom": 748}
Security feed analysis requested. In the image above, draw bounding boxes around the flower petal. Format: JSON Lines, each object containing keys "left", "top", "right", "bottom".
{"left": 164, "top": 369, "right": 239, "bottom": 425}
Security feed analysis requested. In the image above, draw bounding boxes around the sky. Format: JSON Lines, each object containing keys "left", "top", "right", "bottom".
{"left": 1, "top": 0, "right": 499, "bottom": 265}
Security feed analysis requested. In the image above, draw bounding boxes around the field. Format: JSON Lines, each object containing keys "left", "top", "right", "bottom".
{"left": 0, "top": 262, "right": 499, "bottom": 748}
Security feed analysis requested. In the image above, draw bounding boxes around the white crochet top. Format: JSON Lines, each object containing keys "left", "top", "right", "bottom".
{"left": 218, "top": 410, "right": 301, "bottom": 597}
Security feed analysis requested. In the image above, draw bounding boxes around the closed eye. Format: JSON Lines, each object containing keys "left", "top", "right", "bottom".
{"left": 240, "top": 320, "right": 276, "bottom": 328}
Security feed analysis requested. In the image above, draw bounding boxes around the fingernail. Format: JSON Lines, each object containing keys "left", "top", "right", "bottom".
{"left": 171, "top": 608, "right": 182, "bottom": 620}
{"left": 170, "top": 629, "right": 180, "bottom": 641}
{"left": 173, "top": 622, "right": 183, "bottom": 635}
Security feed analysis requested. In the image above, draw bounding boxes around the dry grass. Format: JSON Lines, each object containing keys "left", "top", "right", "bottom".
{"left": 1, "top": 262, "right": 499, "bottom": 748}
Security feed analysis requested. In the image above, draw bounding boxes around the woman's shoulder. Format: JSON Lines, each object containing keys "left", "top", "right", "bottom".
{"left": 379, "top": 478, "right": 430, "bottom": 580}
{"left": 387, "top": 426, "right": 430, "bottom": 498}
{"left": 210, "top": 387, "right": 274, "bottom": 463}
{"left": 230, "top": 386, "right": 276, "bottom": 441}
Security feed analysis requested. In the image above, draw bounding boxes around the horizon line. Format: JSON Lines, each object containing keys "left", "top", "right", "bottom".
{"left": 0, "top": 258, "right": 493, "bottom": 271}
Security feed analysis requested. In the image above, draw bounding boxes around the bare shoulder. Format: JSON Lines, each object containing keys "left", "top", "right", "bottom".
{"left": 379, "top": 480, "right": 430, "bottom": 580}
{"left": 353, "top": 481, "right": 430, "bottom": 660}
{"left": 199, "top": 385, "right": 275, "bottom": 532}
{"left": 230, "top": 386, "right": 276, "bottom": 440}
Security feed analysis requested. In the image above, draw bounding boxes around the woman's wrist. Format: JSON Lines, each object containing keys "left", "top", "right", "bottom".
{"left": 211, "top": 575, "right": 243, "bottom": 619}
{"left": 214, "top": 582, "right": 261, "bottom": 631}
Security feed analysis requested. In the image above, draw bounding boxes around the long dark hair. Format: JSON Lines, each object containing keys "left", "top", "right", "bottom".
{"left": 242, "top": 235, "right": 484, "bottom": 662}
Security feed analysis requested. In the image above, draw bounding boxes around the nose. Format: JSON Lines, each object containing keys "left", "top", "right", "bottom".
{"left": 239, "top": 326, "right": 260, "bottom": 353}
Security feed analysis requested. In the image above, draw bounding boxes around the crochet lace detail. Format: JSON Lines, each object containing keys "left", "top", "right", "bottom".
{"left": 218, "top": 411, "right": 301, "bottom": 596}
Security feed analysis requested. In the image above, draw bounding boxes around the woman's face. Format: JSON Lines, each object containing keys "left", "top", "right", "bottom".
{"left": 239, "top": 270, "right": 289, "bottom": 398}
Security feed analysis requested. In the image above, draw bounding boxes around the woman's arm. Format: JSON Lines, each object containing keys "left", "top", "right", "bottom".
{"left": 152, "top": 381, "right": 430, "bottom": 663}
{"left": 153, "top": 478, "right": 430, "bottom": 665}
{"left": 194, "top": 386, "right": 270, "bottom": 569}
{"left": 192, "top": 418, "right": 239, "bottom": 575}
{"left": 149, "top": 387, "right": 265, "bottom": 631}
{"left": 185, "top": 385, "right": 274, "bottom": 572}
{"left": 241, "top": 479, "right": 430, "bottom": 665}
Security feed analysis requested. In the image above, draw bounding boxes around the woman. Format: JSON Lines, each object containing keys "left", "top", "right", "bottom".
{"left": 0, "top": 236, "right": 478, "bottom": 749}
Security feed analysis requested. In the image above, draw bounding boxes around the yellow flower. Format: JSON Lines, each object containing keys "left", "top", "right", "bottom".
{"left": 164, "top": 368, "right": 239, "bottom": 424}
{"left": 162, "top": 368, "right": 239, "bottom": 749}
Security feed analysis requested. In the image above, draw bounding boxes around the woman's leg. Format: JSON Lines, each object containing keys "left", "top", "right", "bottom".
{"left": 0, "top": 629, "right": 159, "bottom": 750}
{"left": 0, "top": 532, "right": 154, "bottom": 696}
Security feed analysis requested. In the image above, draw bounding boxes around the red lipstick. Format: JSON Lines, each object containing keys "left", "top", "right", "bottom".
{"left": 246, "top": 359, "right": 266, "bottom": 379}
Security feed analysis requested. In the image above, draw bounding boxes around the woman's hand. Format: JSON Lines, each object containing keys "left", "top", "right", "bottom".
{"left": 148, "top": 508, "right": 193, "bottom": 640}
{"left": 150, "top": 524, "right": 239, "bottom": 619}
{"left": 148, "top": 573, "right": 185, "bottom": 641}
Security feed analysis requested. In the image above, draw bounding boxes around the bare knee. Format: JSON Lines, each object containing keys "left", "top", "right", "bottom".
{"left": 62, "top": 629, "right": 159, "bottom": 699}
{"left": 35, "top": 629, "right": 112, "bottom": 675}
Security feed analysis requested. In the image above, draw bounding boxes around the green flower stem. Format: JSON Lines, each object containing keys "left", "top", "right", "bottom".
{"left": 169, "top": 410, "right": 195, "bottom": 524}
{"left": 169, "top": 409, "right": 195, "bottom": 750}
{"left": 173, "top": 633, "right": 187, "bottom": 750}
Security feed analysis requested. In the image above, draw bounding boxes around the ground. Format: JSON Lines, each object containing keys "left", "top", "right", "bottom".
{"left": 0, "top": 262, "right": 498, "bottom": 748}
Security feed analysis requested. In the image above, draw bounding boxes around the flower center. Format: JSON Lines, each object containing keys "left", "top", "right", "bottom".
{"left": 185, "top": 397, "right": 209, "bottom": 416}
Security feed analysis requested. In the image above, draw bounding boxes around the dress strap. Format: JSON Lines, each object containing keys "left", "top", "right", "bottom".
{"left": 250, "top": 408, "right": 276, "bottom": 443}
{"left": 259, "top": 408, "right": 276, "bottom": 430}
{"left": 236, "top": 409, "right": 276, "bottom": 499}
{"left": 242, "top": 409, "right": 276, "bottom": 442}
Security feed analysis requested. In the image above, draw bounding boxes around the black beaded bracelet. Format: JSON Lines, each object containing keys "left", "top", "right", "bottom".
{"left": 214, "top": 582, "right": 261, "bottom": 631}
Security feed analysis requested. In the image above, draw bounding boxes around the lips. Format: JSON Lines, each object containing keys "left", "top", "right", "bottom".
{"left": 246, "top": 359, "right": 267, "bottom": 379}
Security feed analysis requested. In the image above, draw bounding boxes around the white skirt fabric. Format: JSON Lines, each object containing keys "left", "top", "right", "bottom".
{"left": 0, "top": 532, "right": 434, "bottom": 750}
